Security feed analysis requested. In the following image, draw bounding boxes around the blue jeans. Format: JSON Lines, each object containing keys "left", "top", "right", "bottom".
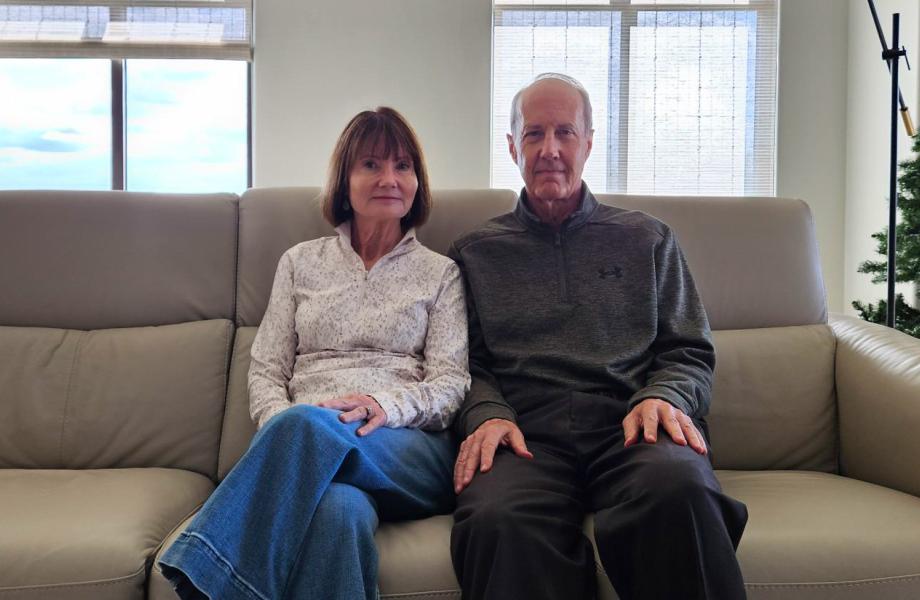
{"left": 158, "top": 405, "right": 456, "bottom": 600}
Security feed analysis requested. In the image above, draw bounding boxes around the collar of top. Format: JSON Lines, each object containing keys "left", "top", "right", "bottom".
{"left": 335, "top": 221, "right": 418, "bottom": 261}
{"left": 513, "top": 182, "right": 599, "bottom": 235}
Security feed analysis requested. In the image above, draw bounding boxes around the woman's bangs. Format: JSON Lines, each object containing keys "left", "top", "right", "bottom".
{"left": 352, "top": 117, "right": 416, "bottom": 163}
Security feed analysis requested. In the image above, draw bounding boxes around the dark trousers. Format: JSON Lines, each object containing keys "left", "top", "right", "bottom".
{"left": 450, "top": 392, "right": 748, "bottom": 600}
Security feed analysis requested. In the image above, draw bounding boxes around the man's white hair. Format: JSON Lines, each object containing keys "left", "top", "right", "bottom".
{"left": 509, "top": 72, "right": 594, "bottom": 138}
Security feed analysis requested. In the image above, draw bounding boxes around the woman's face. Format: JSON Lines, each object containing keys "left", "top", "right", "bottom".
{"left": 348, "top": 145, "right": 418, "bottom": 226}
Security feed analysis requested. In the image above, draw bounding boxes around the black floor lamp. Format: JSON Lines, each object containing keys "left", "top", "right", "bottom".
{"left": 867, "top": 0, "right": 914, "bottom": 328}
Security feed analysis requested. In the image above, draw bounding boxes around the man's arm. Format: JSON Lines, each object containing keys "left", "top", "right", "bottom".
{"left": 623, "top": 227, "right": 715, "bottom": 454}
{"left": 448, "top": 242, "right": 532, "bottom": 493}
{"left": 629, "top": 227, "right": 715, "bottom": 416}
{"left": 448, "top": 242, "right": 518, "bottom": 436}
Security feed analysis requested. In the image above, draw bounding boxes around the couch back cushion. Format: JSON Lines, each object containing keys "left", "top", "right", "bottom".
{"left": 237, "top": 189, "right": 825, "bottom": 333}
{"left": 0, "top": 191, "right": 238, "bottom": 330}
{"left": 236, "top": 187, "right": 519, "bottom": 327}
{"left": 708, "top": 324, "right": 837, "bottom": 472}
{"left": 0, "top": 320, "right": 231, "bottom": 477}
{"left": 597, "top": 195, "right": 827, "bottom": 330}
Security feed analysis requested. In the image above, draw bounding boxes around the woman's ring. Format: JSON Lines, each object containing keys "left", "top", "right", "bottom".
{"left": 364, "top": 405, "right": 374, "bottom": 420}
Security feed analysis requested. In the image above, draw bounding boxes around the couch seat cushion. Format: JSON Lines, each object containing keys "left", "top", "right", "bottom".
{"left": 595, "top": 470, "right": 920, "bottom": 599}
{"left": 0, "top": 469, "right": 214, "bottom": 600}
{"left": 724, "top": 470, "right": 920, "bottom": 598}
{"left": 153, "top": 470, "right": 920, "bottom": 600}
{"left": 149, "top": 512, "right": 461, "bottom": 600}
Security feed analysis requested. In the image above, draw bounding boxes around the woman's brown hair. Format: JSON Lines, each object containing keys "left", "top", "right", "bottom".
{"left": 322, "top": 107, "right": 431, "bottom": 229}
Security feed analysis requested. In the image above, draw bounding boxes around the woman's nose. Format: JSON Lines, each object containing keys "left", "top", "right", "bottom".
{"left": 378, "top": 163, "right": 398, "bottom": 186}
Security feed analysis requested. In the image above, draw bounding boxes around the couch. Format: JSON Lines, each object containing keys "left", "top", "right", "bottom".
{"left": 1, "top": 187, "right": 919, "bottom": 600}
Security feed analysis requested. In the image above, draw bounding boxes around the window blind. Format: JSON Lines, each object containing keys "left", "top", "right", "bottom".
{"left": 492, "top": 0, "right": 778, "bottom": 196}
{"left": 0, "top": 0, "right": 252, "bottom": 60}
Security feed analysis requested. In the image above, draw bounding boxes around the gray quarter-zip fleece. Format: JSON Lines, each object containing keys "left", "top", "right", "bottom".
{"left": 448, "top": 185, "right": 715, "bottom": 437}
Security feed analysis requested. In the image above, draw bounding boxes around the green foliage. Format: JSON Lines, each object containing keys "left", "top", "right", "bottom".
{"left": 852, "top": 295, "right": 920, "bottom": 338}
{"left": 855, "top": 135, "right": 920, "bottom": 338}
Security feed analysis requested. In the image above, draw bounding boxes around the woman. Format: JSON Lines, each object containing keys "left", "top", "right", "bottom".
{"left": 158, "top": 107, "right": 470, "bottom": 600}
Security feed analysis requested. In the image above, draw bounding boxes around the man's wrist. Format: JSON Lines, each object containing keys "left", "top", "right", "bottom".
{"left": 463, "top": 403, "right": 516, "bottom": 437}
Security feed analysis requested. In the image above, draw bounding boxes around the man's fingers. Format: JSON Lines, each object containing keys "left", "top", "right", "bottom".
{"left": 683, "top": 420, "right": 708, "bottom": 455}
{"left": 479, "top": 437, "right": 500, "bottom": 472}
{"left": 663, "top": 415, "right": 687, "bottom": 446}
{"left": 623, "top": 411, "right": 640, "bottom": 447}
{"left": 507, "top": 428, "right": 533, "bottom": 459}
{"left": 461, "top": 436, "right": 483, "bottom": 488}
{"left": 454, "top": 440, "right": 471, "bottom": 493}
{"left": 642, "top": 411, "right": 659, "bottom": 443}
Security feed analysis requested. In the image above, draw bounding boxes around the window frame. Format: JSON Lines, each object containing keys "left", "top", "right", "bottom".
{"left": 491, "top": 0, "right": 778, "bottom": 196}
{"left": 107, "top": 58, "right": 252, "bottom": 191}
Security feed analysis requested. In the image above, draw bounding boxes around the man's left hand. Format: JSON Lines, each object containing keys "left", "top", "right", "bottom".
{"left": 623, "top": 398, "right": 707, "bottom": 455}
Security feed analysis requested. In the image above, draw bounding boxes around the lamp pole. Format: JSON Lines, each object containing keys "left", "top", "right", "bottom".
{"left": 868, "top": 0, "right": 912, "bottom": 328}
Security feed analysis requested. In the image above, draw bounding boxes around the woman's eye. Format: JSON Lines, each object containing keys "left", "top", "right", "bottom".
{"left": 363, "top": 160, "right": 377, "bottom": 169}
{"left": 397, "top": 161, "right": 412, "bottom": 171}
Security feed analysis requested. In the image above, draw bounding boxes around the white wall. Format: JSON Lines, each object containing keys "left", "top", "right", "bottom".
{"left": 845, "top": 0, "right": 918, "bottom": 314}
{"left": 777, "top": 0, "right": 850, "bottom": 313}
{"left": 253, "top": 0, "right": 493, "bottom": 189}
{"left": 253, "top": 0, "right": 854, "bottom": 311}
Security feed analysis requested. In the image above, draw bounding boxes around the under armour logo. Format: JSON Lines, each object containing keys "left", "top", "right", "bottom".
{"left": 598, "top": 266, "right": 623, "bottom": 279}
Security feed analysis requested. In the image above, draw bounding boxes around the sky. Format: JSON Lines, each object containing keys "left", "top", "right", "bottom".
{"left": 0, "top": 6, "right": 248, "bottom": 194}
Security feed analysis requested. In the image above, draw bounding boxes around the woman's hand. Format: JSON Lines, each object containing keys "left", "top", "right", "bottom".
{"left": 317, "top": 394, "right": 388, "bottom": 436}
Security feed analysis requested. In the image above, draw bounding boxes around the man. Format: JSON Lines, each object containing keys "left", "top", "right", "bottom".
{"left": 447, "top": 73, "right": 748, "bottom": 600}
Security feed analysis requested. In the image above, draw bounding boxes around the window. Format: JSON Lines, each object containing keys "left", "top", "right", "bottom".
{"left": 492, "top": 0, "right": 778, "bottom": 196}
{"left": 0, "top": 1, "right": 252, "bottom": 193}
{"left": 0, "top": 58, "right": 112, "bottom": 190}
{"left": 125, "top": 59, "right": 248, "bottom": 193}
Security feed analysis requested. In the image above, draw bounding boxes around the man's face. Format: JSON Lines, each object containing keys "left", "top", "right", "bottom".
{"left": 507, "top": 80, "right": 593, "bottom": 208}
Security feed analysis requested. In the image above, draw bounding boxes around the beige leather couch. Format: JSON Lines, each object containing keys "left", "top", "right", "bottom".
{"left": 1, "top": 187, "right": 919, "bottom": 600}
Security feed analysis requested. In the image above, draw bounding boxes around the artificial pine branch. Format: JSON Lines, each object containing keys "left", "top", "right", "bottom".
{"left": 854, "top": 135, "right": 920, "bottom": 337}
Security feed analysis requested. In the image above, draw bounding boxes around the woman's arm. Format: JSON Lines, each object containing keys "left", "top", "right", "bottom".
{"left": 248, "top": 251, "right": 298, "bottom": 429}
{"left": 371, "top": 261, "right": 471, "bottom": 431}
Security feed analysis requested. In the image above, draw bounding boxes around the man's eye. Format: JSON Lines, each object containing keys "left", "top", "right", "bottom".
{"left": 524, "top": 131, "right": 541, "bottom": 139}
{"left": 558, "top": 129, "right": 574, "bottom": 137}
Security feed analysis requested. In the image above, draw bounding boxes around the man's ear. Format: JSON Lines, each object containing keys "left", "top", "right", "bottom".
{"left": 507, "top": 132, "right": 519, "bottom": 165}
{"left": 585, "top": 129, "right": 594, "bottom": 160}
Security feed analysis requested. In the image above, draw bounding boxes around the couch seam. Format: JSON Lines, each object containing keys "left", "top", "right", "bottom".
{"left": 148, "top": 501, "right": 208, "bottom": 575}
{"left": 233, "top": 193, "right": 242, "bottom": 328}
{"left": 380, "top": 591, "right": 459, "bottom": 599}
{"left": 0, "top": 565, "right": 144, "bottom": 593}
{"left": 215, "top": 320, "right": 236, "bottom": 482}
{"left": 57, "top": 331, "right": 85, "bottom": 467}
{"left": 745, "top": 574, "right": 920, "bottom": 589}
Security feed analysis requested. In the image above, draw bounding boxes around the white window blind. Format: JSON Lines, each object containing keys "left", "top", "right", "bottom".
{"left": 0, "top": 0, "right": 252, "bottom": 60}
{"left": 492, "top": 0, "right": 777, "bottom": 196}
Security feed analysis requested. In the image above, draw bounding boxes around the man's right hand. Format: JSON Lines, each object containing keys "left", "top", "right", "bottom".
{"left": 454, "top": 418, "right": 533, "bottom": 494}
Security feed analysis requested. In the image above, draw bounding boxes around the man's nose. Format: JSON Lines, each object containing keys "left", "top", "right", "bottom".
{"left": 539, "top": 132, "right": 560, "bottom": 159}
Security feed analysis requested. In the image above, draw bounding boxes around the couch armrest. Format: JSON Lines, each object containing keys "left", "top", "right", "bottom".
{"left": 831, "top": 313, "right": 920, "bottom": 498}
